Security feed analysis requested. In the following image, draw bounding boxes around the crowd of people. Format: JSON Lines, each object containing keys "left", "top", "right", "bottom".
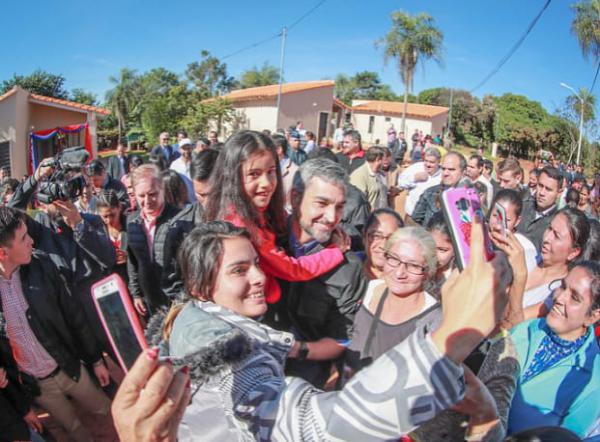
{"left": 0, "top": 122, "right": 599, "bottom": 441}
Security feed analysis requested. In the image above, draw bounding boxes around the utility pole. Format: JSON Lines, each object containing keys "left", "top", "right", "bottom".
{"left": 275, "top": 27, "right": 287, "bottom": 130}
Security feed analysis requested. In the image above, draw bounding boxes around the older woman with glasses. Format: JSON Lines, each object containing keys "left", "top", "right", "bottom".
{"left": 346, "top": 226, "right": 441, "bottom": 373}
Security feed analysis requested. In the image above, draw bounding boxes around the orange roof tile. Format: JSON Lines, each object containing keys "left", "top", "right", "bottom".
{"left": 30, "top": 93, "right": 111, "bottom": 115}
{"left": 333, "top": 97, "right": 352, "bottom": 110}
{"left": 219, "top": 80, "right": 335, "bottom": 103}
{"left": 352, "top": 100, "right": 448, "bottom": 119}
{"left": 0, "top": 88, "right": 18, "bottom": 102}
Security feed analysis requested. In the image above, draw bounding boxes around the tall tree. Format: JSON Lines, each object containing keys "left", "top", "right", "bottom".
{"left": 105, "top": 68, "right": 138, "bottom": 138}
{"left": 239, "top": 62, "right": 280, "bottom": 89}
{"left": 186, "top": 50, "right": 236, "bottom": 98}
{"left": 334, "top": 71, "right": 404, "bottom": 104}
{"left": 1, "top": 69, "right": 69, "bottom": 99}
{"left": 565, "top": 87, "right": 596, "bottom": 123}
{"left": 70, "top": 88, "right": 98, "bottom": 106}
{"left": 377, "top": 11, "right": 444, "bottom": 132}
{"left": 571, "top": 0, "right": 600, "bottom": 62}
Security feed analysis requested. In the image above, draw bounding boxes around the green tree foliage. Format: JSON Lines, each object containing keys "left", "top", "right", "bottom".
{"left": 334, "top": 71, "right": 406, "bottom": 104}
{"left": 181, "top": 98, "right": 234, "bottom": 137}
{"left": 571, "top": 0, "right": 600, "bottom": 62}
{"left": 239, "top": 62, "right": 280, "bottom": 89}
{"left": 140, "top": 84, "right": 194, "bottom": 142}
{"left": 565, "top": 87, "right": 596, "bottom": 123}
{"left": 186, "top": 50, "right": 236, "bottom": 98}
{"left": 70, "top": 88, "right": 98, "bottom": 106}
{"left": 1, "top": 69, "right": 69, "bottom": 99}
{"left": 377, "top": 10, "right": 444, "bottom": 131}
{"left": 105, "top": 68, "right": 138, "bottom": 138}
{"left": 417, "top": 87, "right": 495, "bottom": 145}
{"left": 493, "top": 94, "right": 563, "bottom": 158}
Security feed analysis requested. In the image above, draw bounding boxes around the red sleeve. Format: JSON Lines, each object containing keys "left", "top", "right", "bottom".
{"left": 225, "top": 210, "right": 344, "bottom": 282}
{"left": 256, "top": 230, "right": 344, "bottom": 281}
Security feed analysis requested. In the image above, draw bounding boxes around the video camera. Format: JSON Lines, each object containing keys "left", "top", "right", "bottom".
{"left": 37, "top": 146, "right": 89, "bottom": 204}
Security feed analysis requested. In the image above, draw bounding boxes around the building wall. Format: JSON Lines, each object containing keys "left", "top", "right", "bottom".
{"left": 430, "top": 113, "right": 448, "bottom": 136}
{"left": 30, "top": 103, "right": 87, "bottom": 131}
{"left": 352, "top": 112, "right": 441, "bottom": 145}
{"left": 223, "top": 85, "right": 335, "bottom": 138}
{"left": 0, "top": 89, "right": 32, "bottom": 177}
{"left": 225, "top": 101, "right": 278, "bottom": 134}
{"left": 279, "top": 85, "right": 334, "bottom": 135}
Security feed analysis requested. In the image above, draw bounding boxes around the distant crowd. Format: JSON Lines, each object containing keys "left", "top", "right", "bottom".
{"left": 0, "top": 120, "right": 599, "bottom": 441}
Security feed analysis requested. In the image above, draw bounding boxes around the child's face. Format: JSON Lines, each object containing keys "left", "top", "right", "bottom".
{"left": 242, "top": 151, "right": 277, "bottom": 211}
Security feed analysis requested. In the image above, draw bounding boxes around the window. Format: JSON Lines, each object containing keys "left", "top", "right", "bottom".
{"left": 385, "top": 117, "right": 391, "bottom": 122}
{"left": 368, "top": 116, "right": 375, "bottom": 134}
{"left": 0, "top": 142, "right": 10, "bottom": 176}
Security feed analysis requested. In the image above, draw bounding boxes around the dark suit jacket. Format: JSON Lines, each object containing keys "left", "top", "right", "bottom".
{"left": 107, "top": 155, "right": 130, "bottom": 180}
{"left": 517, "top": 199, "right": 557, "bottom": 251}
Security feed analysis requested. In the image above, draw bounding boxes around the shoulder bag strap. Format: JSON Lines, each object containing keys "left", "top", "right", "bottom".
{"left": 361, "top": 288, "right": 389, "bottom": 358}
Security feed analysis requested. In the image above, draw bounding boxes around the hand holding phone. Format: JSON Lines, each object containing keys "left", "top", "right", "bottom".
{"left": 91, "top": 274, "right": 147, "bottom": 372}
{"left": 441, "top": 188, "right": 495, "bottom": 271}
{"left": 493, "top": 202, "right": 509, "bottom": 238}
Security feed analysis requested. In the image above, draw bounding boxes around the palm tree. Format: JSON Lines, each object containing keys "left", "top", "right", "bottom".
{"left": 571, "top": 0, "right": 600, "bottom": 62}
{"left": 378, "top": 11, "right": 444, "bottom": 132}
{"left": 105, "top": 68, "right": 138, "bottom": 139}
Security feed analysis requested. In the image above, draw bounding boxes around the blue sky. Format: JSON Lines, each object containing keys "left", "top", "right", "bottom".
{"left": 3, "top": 0, "right": 596, "bottom": 114}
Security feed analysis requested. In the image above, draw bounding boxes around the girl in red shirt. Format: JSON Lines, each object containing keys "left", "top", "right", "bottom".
{"left": 204, "top": 130, "right": 346, "bottom": 304}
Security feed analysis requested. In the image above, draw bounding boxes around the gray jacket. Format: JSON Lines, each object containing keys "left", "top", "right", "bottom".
{"left": 150, "top": 300, "right": 466, "bottom": 442}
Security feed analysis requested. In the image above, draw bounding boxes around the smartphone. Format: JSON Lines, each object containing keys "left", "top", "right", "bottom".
{"left": 91, "top": 274, "right": 147, "bottom": 372}
{"left": 441, "top": 187, "right": 495, "bottom": 271}
{"left": 494, "top": 202, "right": 509, "bottom": 238}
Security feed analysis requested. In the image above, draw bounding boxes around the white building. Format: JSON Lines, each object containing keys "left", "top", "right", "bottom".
{"left": 351, "top": 100, "right": 449, "bottom": 145}
{"left": 214, "top": 80, "right": 350, "bottom": 140}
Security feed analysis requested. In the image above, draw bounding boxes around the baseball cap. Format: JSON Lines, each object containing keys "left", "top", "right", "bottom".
{"left": 179, "top": 138, "right": 193, "bottom": 149}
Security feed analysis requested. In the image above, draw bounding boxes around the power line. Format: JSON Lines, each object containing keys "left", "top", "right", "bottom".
{"left": 470, "top": 0, "right": 551, "bottom": 93}
{"left": 222, "top": 34, "right": 281, "bottom": 60}
{"left": 590, "top": 60, "right": 600, "bottom": 93}
{"left": 287, "top": 0, "right": 327, "bottom": 31}
{"left": 221, "top": 0, "right": 327, "bottom": 61}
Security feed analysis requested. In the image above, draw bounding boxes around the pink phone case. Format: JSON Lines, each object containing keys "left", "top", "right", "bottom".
{"left": 91, "top": 273, "right": 147, "bottom": 372}
{"left": 441, "top": 187, "right": 495, "bottom": 271}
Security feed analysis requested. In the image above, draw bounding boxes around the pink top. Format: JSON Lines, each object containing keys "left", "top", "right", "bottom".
{"left": 225, "top": 209, "right": 345, "bottom": 304}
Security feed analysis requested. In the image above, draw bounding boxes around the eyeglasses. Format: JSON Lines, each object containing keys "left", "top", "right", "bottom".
{"left": 384, "top": 253, "right": 426, "bottom": 275}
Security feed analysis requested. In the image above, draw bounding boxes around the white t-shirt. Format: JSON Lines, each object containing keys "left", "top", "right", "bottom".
{"left": 515, "top": 232, "right": 539, "bottom": 273}
{"left": 397, "top": 162, "right": 441, "bottom": 216}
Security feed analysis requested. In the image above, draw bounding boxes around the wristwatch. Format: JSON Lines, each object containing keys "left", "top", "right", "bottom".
{"left": 297, "top": 341, "right": 309, "bottom": 361}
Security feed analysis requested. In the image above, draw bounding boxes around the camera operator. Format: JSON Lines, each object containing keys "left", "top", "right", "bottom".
{"left": 8, "top": 157, "right": 117, "bottom": 367}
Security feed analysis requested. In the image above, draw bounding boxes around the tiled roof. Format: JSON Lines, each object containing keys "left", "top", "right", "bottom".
{"left": 333, "top": 97, "right": 352, "bottom": 110}
{"left": 218, "top": 80, "right": 335, "bottom": 103}
{"left": 0, "top": 88, "right": 18, "bottom": 102}
{"left": 30, "top": 93, "right": 111, "bottom": 115}
{"left": 352, "top": 100, "right": 448, "bottom": 119}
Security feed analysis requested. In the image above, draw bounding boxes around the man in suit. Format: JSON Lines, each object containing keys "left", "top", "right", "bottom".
{"left": 106, "top": 140, "right": 130, "bottom": 181}
{"left": 151, "top": 132, "right": 179, "bottom": 166}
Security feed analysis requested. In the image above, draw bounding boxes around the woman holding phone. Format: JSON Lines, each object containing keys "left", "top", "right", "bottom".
{"left": 126, "top": 218, "right": 512, "bottom": 441}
